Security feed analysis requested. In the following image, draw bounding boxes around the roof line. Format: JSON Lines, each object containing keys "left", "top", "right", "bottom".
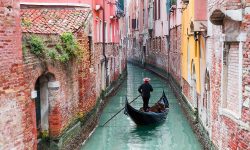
{"left": 73, "top": 10, "right": 92, "bottom": 34}
{"left": 20, "top": 2, "right": 91, "bottom": 8}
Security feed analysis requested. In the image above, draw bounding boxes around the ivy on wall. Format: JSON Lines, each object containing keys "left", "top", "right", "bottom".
{"left": 23, "top": 32, "right": 81, "bottom": 63}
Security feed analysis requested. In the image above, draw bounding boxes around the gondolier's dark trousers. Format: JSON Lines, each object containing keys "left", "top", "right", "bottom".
{"left": 142, "top": 96, "right": 150, "bottom": 111}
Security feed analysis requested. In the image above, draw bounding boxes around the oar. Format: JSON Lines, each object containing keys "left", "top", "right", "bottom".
{"left": 101, "top": 95, "right": 141, "bottom": 127}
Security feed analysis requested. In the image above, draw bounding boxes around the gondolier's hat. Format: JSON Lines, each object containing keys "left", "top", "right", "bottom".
{"left": 143, "top": 77, "right": 151, "bottom": 82}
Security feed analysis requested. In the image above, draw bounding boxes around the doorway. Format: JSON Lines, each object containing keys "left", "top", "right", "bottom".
{"left": 35, "top": 73, "right": 55, "bottom": 138}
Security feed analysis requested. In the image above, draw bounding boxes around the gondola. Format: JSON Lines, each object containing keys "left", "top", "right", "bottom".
{"left": 124, "top": 91, "right": 169, "bottom": 125}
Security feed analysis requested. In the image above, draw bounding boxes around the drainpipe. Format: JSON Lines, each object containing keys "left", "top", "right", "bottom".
{"left": 167, "top": 1, "right": 171, "bottom": 80}
{"left": 102, "top": 0, "right": 107, "bottom": 87}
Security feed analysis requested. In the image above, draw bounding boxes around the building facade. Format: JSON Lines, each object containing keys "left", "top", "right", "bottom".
{"left": 208, "top": 0, "right": 250, "bottom": 149}
{"left": 127, "top": 0, "right": 169, "bottom": 72}
{"left": 169, "top": 0, "right": 182, "bottom": 83}
{"left": 126, "top": 0, "right": 250, "bottom": 149}
{"left": 0, "top": 0, "right": 126, "bottom": 149}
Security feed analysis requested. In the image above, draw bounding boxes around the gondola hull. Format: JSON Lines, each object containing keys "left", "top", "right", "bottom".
{"left": 125, "top": 91, "right": 169, "bottom": 125}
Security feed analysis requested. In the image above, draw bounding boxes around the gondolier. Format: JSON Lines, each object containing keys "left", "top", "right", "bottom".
{"left": 138, "top": 77, "right": 153, "bottom": 112}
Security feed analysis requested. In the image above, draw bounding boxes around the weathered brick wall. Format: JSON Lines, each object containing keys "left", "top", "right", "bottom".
{"left": 242, "top": 8, "right": 250, "bottom": 127}
{"left": 146, "top": 37, "right": 169, "bottom": 71}
{"left": 169, "top": 25, "right": 182, "bottom": 83}
{"left": 182, "top": 78, "right": 192, "bottom": 104}
{"left": 76, "top": 30, "right": 97, "bottom": 116}
{"left": 93, "top": 43, "right": 123, "bottom": 94}
{"left": 93, "top": 43, "right": 102, "bottom": 95}
{"left": 22, "top": 31, "right": 94, "bottom": 138}
{"left": 208, "top": 1, "right": 250, "bottom": 149}
{"left": 0, "top": 1, "right": 37, "bottom": 149}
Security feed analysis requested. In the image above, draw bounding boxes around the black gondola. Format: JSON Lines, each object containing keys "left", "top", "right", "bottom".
{"left": 124, "top": 91, "right": 169, "bottom": 125}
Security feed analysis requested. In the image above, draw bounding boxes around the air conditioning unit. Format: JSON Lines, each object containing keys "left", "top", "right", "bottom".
{"left": 182, "top": 0, "right": 189, "bottom": 5}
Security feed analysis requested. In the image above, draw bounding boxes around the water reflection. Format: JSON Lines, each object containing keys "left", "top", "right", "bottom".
{"left": 130, "top": 123, "right": 164, "bottom": 141}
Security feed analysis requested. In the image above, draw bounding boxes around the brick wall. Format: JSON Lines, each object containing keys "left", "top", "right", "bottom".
{"left": 146, "top": 37, "right": 169, "bottom": 71}
{"left": 208, "top": 1, "right": 250, "bottom": 149}
{"left": 76, "top": 30, "right": 97, "bottom": 115}
{"left": 0, "top": 1, "right": 37, "bottom": 149}
{"left": 169, "top": 25, "right": 182, "bottom": 83}
{"left": 93, "top": 43, "right": 123, "bottom": 94}
{"left": 22, "top": 32, "right": 94, "bottom": 138}
{"left": 242, "top": 9, "right": 250, "bottom": 127}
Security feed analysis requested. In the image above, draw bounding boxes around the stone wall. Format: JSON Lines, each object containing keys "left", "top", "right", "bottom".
{"left": 0, "top": 1, "right": 37, "bottom": 149}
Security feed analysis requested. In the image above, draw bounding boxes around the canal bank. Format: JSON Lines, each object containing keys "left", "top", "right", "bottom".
{"left": 81, "top": 63, "right": 202, "bottom": 150}
{"left": 128, "top": 60, "right": 217, "bottom": 150}
{"left": 48, "top": 69, "right": 128, "bottom": 150}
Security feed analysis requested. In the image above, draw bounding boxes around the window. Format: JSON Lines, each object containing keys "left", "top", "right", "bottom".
{"left": 222, "top": 42, "right": 241, "bottom": 117}
{"left": 132, "top": 19, "right": 136, "bottom": 29}
{"left": 104, "top": 22, "right": 107, "bottom": 43}
{"left": 143, "top": 9, "right": 145, "bottom": 25}
{"left": 154, "top": 0, "right": 161, "bottom": 20}
{"left": 99, "top": 20, "right": 102, "bottom": 42}
{"left": 96, "top": 21, "right": 99, "bottom": 42}
{"left": 129, "top": 16, "right": 130, "bottom": 28}
{"left": 114, "top": 24, "right": 116, "bottom": 37}
{"left": 110, "top": 24, "right": 113, "bottom": 42}
{"left": 158, "top": 0, "right": 161, "bottom": 19}
{"left": 136, "top": 18, "right": 139, "bottom": 29}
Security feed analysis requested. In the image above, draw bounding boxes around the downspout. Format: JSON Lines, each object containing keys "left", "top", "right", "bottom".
{"left": 102, "top": 0, "right": 107, "bottom": 87}
{"left": 167, "top": 0, "right": 171, "bottom": 81}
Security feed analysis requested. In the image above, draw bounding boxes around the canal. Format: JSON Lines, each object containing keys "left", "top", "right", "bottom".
{"left": 81, "top": 64, "right": 202, "bottom": 150}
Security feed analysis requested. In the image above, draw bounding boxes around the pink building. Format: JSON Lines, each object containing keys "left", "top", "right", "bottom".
{"left": 169, "top": 0, "right": 182, "bottom": 83}
{"left": 127, "top": 0, "right": 169, "bottom": 70}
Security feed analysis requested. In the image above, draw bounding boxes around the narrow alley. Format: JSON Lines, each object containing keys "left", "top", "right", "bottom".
{"left": 0, "top": 0, "right": 249, "bottom": 150}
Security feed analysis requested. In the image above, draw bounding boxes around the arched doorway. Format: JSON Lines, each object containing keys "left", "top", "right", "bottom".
{"left": 35, "top": 73, "right": 55, "bottom": 138}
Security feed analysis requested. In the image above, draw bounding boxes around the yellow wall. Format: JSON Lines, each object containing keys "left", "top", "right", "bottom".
{"left": 181, "top": 0, "right": 205, "bottom": 94}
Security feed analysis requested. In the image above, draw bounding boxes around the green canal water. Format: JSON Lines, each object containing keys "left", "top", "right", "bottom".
{"left": 81, "top": 64, "right": 202, "bottom": 150}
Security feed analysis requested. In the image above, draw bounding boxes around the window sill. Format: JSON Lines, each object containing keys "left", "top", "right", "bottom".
{"left": 219, "top": 108, "right": 249, "bottom": 131}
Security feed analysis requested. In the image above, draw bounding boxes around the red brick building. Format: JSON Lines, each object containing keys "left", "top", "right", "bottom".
{"left": 0, "top": 0, "right": 126, "bottom": 149}
{"left": 0, "top": 0, "right": 35, "bottom": 149}
{"left": 21, "top": 6, "right": 95, "bottom": 140}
